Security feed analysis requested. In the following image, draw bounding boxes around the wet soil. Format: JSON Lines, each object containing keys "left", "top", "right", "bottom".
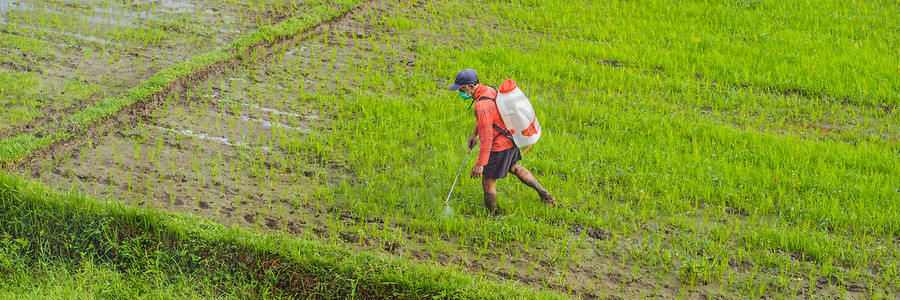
{"left": 0, "top": 0, "right": 312, "bottom": 139}
{"left": 26, "top": 61, "right": 339, "bottom": 231}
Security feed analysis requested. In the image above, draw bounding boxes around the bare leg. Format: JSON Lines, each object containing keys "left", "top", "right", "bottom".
{"left": 508, "top": 164, "right": 557, "bottom": 206}
{"left": 482, "top": 177, "right": 500, "bottom": 215}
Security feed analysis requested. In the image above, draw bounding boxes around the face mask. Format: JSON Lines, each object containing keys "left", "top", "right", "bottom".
{"left": 459, "top": 91, "right": 472, "bottom": 100}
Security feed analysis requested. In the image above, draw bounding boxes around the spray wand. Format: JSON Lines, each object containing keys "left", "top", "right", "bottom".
{"left": 444, "top": 146, "right": 473, "bottom": 210}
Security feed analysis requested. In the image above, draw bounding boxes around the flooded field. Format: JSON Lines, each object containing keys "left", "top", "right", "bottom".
{"left": 0, "top": 0, "right": 311, "bottom": 138}
{"left": 24, "top": 0, "right": 382, "bottom": 238}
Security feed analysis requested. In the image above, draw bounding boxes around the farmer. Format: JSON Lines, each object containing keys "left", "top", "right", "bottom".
{"left": 448, "top": 69, "right": 557, "bottom": 215}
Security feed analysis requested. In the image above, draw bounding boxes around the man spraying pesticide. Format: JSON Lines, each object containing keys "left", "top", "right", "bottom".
{"left": 444, "top": 69, "right": 557, "bottom": 215}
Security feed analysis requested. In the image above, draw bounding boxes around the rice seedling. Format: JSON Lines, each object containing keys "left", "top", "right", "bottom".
{"left": 1, "top": 0, "right": 898, "bottom": 298}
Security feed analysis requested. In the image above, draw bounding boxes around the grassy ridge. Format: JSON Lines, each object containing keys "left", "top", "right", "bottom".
{"left": 0, "top": 0, "right": 367, "bottom": 167}
{"left": 0, "top": 173, "right": 566, "bottom": 299}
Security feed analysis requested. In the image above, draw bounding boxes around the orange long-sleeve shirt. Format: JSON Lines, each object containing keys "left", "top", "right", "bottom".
{"left": 473, "top": 85, "right": 515, "bottom": 165}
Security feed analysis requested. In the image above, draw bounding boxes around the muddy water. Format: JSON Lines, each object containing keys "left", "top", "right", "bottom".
{"left": 0, "top": 0, "right": 29, "bottom": 24}
{"left": 13, "top": 23, "right": 176, "bottom": 55}
{"left": 2, "top": 0, "right": 136, "bottom": 28}
{"left": 133, "top": 0, "right": 198, "bottom": 14}
{"left": 215, "top": 98, "right": 319, "bottom": 120}
{"left": 92, "top": 4, "right": 157, "bottom": 20}
{"left": 151, "top": 125, "right": 273, "bottom": 152}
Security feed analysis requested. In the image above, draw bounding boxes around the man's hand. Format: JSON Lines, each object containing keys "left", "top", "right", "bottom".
{"left": 470, "top": 164, "right": 484, "bottom": 179}
{"left": 467, "top": 133, "right": 478, "bottom": 150}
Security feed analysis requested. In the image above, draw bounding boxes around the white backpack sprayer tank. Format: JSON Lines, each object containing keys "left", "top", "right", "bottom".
{"left": 495, "top": 79, "right": 541, "bottom": 148}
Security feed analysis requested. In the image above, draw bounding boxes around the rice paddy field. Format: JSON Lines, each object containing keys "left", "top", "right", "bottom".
{"left": 1, "top": 0, "right": 899, "bottom": 299}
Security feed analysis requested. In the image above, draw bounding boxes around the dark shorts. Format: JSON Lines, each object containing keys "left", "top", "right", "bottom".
{"left": 484, "top": 147, "right": 521, "bottom": 179}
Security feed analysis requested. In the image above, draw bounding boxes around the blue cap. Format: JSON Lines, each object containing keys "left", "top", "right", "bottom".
{"left": 448, "top": 69, "right": 478, "bottom": 91}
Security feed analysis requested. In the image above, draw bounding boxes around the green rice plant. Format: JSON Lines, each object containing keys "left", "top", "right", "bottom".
{"left": 0, "top": 172, "right": 567, "bottom": 299}
{"left": 4, "top": 0, "right": 898, "bottom": 298}
{"left": 132, "top": 138, "right": 141, "bottom": 164}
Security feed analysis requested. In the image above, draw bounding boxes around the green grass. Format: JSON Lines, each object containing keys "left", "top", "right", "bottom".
{"left": 0, "top": 173, "right": 566, "bottom": 299}
{"left": 0, "top": 32, "right": 55, "bottom": 59}
{"left": 503, "top": 0, "right": 899, "bottom": 105}
{"left": 2, "top": 0, "right": 899, "bottom": 298}
{"left": 243, "top": 0, "right": 898, "bottom": 297}
{"left": 0, "top": 70, "right": 43, "bottom": 134}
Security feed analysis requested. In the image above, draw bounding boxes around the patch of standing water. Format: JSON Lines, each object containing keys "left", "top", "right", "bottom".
{"left": 1, "top": 0, "right": 139, "bottom": 28}
{"left": 90, "top": 1, "right": 224, "bottom": 24}
{"left": 245, "top": 103, "right": 301, "bottom": 118}
{"left": 92, "top": 4, "right": 157, "bottom": 20}
{"left": 14, "top": 23, "right": 115, "bottom": 44}
{"left": 225, "top": 77, "right": 284, "bottom": 90}
{"left": 133, "top": 0, "right": 198, "bottom": 13}
{"left": 152, "top": 125, "right": 271, "bottom": 152}
{"left": 11, "top": 23, "right": 181, "bottom": 59}
{"left": 80, "top": 12, "right": 140, "bottom": 28}
{"left": 235, "top": 115, "right": 312, "bottom": 134}
{"left": 0, "top": 0, "right": 31, "bottom": 25}
{"left": 211, "top": 96, "right": 319, "bottom": 120}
